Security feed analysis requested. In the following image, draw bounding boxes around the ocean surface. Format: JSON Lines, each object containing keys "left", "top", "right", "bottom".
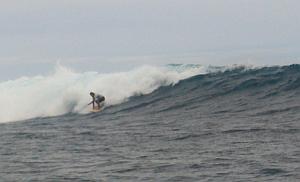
{"left": 0, "top": 64, "right": 300, "bottom": 181}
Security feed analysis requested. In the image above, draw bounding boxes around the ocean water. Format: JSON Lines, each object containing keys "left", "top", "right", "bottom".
{"left": 0, "top": 64, "right": 299, "bottom": 181}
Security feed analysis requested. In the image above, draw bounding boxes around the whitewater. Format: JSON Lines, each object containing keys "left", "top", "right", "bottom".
{"left": 0, "top": 64, "right": 299, "bottom": 181}
{"left": 0, "top": 64, "right": 205, "bottom": 123}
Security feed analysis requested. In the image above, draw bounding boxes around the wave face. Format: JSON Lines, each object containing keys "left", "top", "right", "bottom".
{"left": 0, "top": 64, "right": 207, "bottom": 123}
{"left": 108, "top": 64, "right": 300, "bottom": 119}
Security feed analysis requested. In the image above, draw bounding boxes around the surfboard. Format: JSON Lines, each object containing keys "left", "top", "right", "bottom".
{"left": 90, "top": 105, "right": 105, "bottom": 113}
{"left": 91, "top": 108, "right": 101, "bottom": 113}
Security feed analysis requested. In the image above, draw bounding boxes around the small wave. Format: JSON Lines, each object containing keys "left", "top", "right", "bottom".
{"left": 259, "top": 168, "right": 287, "bottom": 176}
{"left": 222, "top": 128, "right": 267, "bottom": 134}
{"left": 254, "top": 106, "right": 300, "bottom": 116}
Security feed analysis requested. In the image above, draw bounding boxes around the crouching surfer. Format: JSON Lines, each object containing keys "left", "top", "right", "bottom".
{"left": 88, "top": 92, "right": 105, "bottom": 110}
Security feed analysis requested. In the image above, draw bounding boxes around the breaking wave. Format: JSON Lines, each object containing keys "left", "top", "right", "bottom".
{"left": 0, "top": 64, "right": 208, "bottom": 122}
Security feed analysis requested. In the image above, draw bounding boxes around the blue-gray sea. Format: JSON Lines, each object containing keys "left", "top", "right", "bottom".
{"left": 1, "top": 65, "right": 300, "bottom": 181}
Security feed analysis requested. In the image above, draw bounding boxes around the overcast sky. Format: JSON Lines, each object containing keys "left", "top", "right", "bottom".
{"left": 1, "top": 0, "right": 300, "bottom": 80}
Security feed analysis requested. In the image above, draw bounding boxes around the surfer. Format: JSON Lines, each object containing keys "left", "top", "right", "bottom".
{"left": 88, "top": 92, "right": 105, "bottom": 110}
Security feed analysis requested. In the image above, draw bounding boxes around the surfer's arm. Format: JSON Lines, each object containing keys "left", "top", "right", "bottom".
{"left": 88, "top": 101, "right": 94, "bottom": 105}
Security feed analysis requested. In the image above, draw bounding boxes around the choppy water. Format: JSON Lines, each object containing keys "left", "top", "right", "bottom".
{"left": 1, "top": 65, "right": 300, "bottom": 181}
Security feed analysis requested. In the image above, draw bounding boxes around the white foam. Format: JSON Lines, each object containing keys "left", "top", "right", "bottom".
{"left": 0, "top": 64, "right": 207, "bottom": 123}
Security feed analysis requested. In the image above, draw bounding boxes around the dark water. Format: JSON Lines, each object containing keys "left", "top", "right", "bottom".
{"left": 1, "top": 65, "right": 300, "bottom": 181}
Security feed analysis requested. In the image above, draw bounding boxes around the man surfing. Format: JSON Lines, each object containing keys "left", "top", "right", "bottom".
{"left": 88, "top": 92, "right": 105, "bottom": 110}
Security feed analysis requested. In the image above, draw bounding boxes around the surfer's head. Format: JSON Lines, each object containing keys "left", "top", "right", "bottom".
{"left": 90, "top": 92, "right": 95, "bottom": 97}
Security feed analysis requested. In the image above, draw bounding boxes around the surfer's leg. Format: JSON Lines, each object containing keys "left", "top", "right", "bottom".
{"left": 99, "top": 97, "right": 105, "bottom": 108}
{"left": 96, "top": 101, "right": 101, "bottom": 109}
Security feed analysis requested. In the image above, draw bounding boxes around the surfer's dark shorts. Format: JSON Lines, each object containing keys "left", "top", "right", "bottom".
{"left": 95, "top": 96, "right": 105, "bottom": 103}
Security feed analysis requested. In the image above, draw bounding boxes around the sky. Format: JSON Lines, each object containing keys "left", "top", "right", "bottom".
{"left": 0, "top": 0, "right": 300, "bottom": 80}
